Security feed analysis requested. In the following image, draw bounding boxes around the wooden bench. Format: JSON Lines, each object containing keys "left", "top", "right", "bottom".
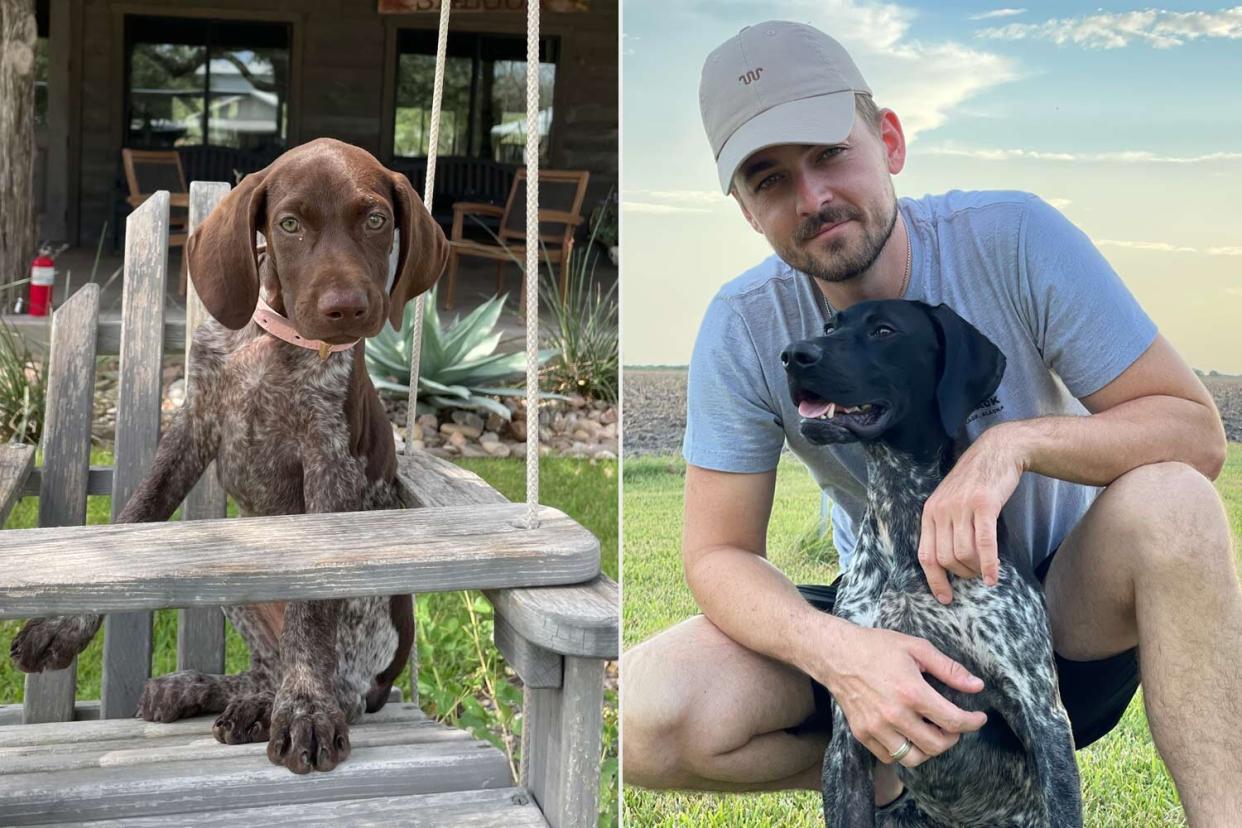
{"left": 0, "top": 184, "right": 617, "bottom": 827}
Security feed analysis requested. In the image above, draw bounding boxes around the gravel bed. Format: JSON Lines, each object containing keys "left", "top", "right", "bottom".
{"left": 90, "top": 357, "right": 618, "bottom": 460}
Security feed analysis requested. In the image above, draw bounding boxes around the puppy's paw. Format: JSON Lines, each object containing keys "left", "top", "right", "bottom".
{"left": 267, "top": 685, "right": 350, "bottom": 773}
{"left": 213, "top": 691, "right": 274, "bottom": 745}
{"left": 10, "top": 614, "right": 102, "bottom": 673}
{"left": 137, "top": 671, "right": 217, "bottom": 723}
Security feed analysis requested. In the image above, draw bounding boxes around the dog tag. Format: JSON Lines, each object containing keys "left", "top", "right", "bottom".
{"left": 318, "top": 342, "right": 332, "bottom": 361}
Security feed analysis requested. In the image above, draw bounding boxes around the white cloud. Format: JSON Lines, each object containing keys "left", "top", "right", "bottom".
{"left": 1097, "top": 239, "right": 1199, "bottom": 253}
{"left": 977, "top": 7, "right": 1242, "bottom": 49}
{"left": 626, "top": 189, "right": 723, "bottom": 206}
{"left": 923, "top": 144, "right": 1242, "bottom": 164}
{"left": 623, "top": 202, "right": 713, "bottom": 215}
{"left": 969, "top": 8, "right": 1026, "bottom": 21}
{"left": 1096, "top": 239, "right": 1242, "bottom": 256}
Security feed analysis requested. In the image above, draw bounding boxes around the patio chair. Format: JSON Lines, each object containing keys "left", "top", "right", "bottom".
{"left": 121, "top": 149, "right": 191, "bottom": 294}
{"left": 0, "top": 185, "right": 617, "bottom": 827}
{"left": 443, "top": 169, "right": 589, "bottom": 311}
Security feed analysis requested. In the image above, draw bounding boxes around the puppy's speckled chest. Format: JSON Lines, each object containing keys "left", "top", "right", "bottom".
{"left": 211, "top": 335, "right": 358, "bottom": 515}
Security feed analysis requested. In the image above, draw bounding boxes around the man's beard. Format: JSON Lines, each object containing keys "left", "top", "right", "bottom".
{"left": 778, "top": 198, "right": 898, "bottom": 284}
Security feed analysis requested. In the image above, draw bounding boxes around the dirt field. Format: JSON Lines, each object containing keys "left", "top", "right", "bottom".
{"left": 623, "top": 368, "right": 1242, "bottom": 457}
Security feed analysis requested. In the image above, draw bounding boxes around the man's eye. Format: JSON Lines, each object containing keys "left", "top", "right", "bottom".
{"left": 818, "top": 147, "right": 844, "bottom": 162}
{"left": 279, "top": 217, "right": 299, "bottom": 233}
{"left": 755, "top": 173, "right": 782, "bottom": 192}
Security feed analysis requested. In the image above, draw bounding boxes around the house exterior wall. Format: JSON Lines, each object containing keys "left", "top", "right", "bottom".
{"left": 52, "top": 0, "right": 616, "bottom": 247}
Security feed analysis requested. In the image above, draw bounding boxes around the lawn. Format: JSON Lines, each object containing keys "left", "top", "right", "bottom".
{"left": 1, "top": 454, "right": 618, "bottom": 828}
{"left": 621, "top": 444, "right": 1242, "bottom": 827}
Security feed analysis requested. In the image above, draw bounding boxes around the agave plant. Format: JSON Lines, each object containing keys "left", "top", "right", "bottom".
{"left": 365, "top": 283, "right": 556, "bottom": 420}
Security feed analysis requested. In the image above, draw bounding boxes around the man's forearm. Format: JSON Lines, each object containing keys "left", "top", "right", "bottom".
{"left": 999, "top": 395, "right": 1226, "bottom": 485}
{"left": 685, "top": 546, "right": 846, "bottom": 677}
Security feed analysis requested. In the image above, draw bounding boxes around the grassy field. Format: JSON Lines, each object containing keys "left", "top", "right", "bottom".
{"left": 1, "top": 455, "right": 618, "bottom": 827}
{"left": 621, "top": 445, "right": 1242, "bottom": 827}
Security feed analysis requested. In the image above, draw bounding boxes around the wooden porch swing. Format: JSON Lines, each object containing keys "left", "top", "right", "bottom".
{"left": 0, "top": 2, "right": 616, "bottom": 825}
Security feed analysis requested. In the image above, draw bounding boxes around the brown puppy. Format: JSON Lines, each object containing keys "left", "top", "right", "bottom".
{"left": 10, "top": 138, "right": 447, "bottom": 774}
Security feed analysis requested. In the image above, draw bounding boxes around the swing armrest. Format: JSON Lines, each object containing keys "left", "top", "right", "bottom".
{"left": 485, "top": 575, "right": 618, "bottom": 660}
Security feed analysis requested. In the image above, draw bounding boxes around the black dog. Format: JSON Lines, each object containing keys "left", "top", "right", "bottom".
{"left": 782, "top": 300, "right": 1081, "bottom": 827}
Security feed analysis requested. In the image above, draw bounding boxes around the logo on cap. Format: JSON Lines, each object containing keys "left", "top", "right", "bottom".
{"left": 739, "top": 68, "right": 764, "bottom": 85}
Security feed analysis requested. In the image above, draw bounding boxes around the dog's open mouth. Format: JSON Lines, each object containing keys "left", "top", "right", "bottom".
{"left": 797, "top": 392, "right": 885, "bottom": 427}
{"left": 794, "top": 389, "right": 891, "bottom": 444}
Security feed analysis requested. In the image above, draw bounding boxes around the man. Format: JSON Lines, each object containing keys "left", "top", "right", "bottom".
{"left": 622, "top": 21, "right": 1238, "bottom": 824}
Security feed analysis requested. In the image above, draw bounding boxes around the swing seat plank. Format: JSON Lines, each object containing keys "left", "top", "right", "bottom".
{"left": 0, "top": 502, "right": 599, "bottom": 619}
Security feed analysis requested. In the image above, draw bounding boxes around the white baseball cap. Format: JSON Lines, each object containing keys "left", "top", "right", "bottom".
{"left": 700, "top": 21, "right": 872, "bottom": 194}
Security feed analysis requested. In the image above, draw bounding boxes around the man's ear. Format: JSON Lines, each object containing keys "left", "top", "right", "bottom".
{"left": 388, "top": 172, "right": 448, "bottom": 329}
{"left": 186, "top": 168, "right": 270, "bottom": 329}
{"left": 925, "top": 303, "right": 1006, "bottom": 437}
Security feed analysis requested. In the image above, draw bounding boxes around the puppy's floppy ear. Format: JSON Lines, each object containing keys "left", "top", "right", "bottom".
{"left": 926, "top": 303, "right": 1006, "bottom": 437}
{"left": 388, "top": 172, "right": 448, "bottom": 329}
{"left": 186, "top": 168, "right": 270, "bottom": 330}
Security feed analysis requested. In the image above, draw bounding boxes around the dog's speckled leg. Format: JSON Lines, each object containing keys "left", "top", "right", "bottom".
{"left": 823, "top": 705, "right": 878, "bottom": 828}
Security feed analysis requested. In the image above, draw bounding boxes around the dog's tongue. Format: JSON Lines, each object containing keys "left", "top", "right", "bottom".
{"left": 799, "top": 399, "right": 834, "bottom": 419}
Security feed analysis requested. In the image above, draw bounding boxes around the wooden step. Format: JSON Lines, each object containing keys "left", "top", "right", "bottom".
{"left": 44, "top": 787, "right": 548, "bottom": 827}
{"left": 0, "top": 704, "right": 515, "bottom": 825}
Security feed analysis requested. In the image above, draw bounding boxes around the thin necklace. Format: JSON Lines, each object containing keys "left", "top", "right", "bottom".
{"left": 821, "top": 226, "right": 912, "bottom": 321}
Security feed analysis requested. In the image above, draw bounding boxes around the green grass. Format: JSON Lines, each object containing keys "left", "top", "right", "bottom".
{"left": 1, "top": 455, "right": 618, "bottom": 827}
{"left": 621, "top": 445, "right": 1242, "bottom": 827}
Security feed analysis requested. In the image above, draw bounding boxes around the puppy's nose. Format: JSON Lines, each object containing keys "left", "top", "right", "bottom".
{"left": 781, "top": 341, "right": 822, "bottom": 369}
{"left": 317, "top": 287, "right": 369, "bottom": 322}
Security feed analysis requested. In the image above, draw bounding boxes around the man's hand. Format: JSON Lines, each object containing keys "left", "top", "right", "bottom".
{"left": 817, "top": 624, "right": 988, "bottom": 768}
{"left": 918, "top": 425, "right": 1026, "bottom": 604}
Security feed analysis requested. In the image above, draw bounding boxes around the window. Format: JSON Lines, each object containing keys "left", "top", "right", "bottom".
{"left": 393, "top": 30, "right": 558, "bottom": 163}
{"left": 124, "top": 16, "right": 291, "bottom": 152}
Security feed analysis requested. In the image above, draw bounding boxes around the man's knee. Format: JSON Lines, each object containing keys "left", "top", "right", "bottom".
{"left": 620, "top": 638, "right": 701, "bottom": 787}
{"left": 1104, "top": 461, "right": 1233, "bottom": 577}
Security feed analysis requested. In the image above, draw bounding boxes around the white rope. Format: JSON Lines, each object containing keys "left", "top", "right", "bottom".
{"left": 518, "top": 0, "right": 543, "bottom": 792}
{"left": 406, "top": 0, "right": 453, "bottom": 455}
{"left": 404, "top": 0, "right": 452, "bottom": 713}
{"left": 523, "top": 0, "right": 542, "bottom": 532}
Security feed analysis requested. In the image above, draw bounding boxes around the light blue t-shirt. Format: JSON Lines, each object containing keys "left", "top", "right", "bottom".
{"left": 683, "top": 190, "right": 1158, "bottom": 571}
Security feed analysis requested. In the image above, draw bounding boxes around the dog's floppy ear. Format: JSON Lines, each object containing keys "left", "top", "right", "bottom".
{"left": 926, "top": 303, "right": 1006, "bottom": 437}
{"left": 388, "top": 172, "right": 448, "bottom": 329}
{"left": 186, "top": 168, "right": 270, "bottom": 330}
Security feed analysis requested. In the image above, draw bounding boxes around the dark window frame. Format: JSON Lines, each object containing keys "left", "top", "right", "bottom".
{"left": 392, "top": 28, "right": 560, "bottom": 162}
{"left": 122, "top": 14, "right": 292, "bottom": 151}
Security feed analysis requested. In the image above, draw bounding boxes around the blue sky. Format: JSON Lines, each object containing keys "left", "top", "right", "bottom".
{"left": 621, "top": 2, "right": 1242, "bottom": 371}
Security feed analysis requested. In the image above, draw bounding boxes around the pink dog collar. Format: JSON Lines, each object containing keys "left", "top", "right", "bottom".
{"left": 252, "top": 297, "right": 359, "bottom": 360}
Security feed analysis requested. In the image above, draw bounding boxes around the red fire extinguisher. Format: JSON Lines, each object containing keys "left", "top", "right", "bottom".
{"left": 29, "top": 251, "right": 55, "bottom": 316}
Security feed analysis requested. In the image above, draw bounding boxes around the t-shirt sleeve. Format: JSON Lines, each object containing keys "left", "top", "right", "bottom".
{"left": 1016, "top": 196, "right": 1158, "bottom": 398}
{"left": 682, "top": 295, "right": 786, "bottom": 472}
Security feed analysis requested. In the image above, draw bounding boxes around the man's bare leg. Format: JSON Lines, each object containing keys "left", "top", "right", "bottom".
{"left": 1045, "top": 462, "right": 1241, "bottom": 826}
{"left": 622, "top": 613, "right": 903, "bottom": 802}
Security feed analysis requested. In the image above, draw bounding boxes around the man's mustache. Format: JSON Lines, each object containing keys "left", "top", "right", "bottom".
{"left": 795, "top": 206, "right": 862, "bottom": 242}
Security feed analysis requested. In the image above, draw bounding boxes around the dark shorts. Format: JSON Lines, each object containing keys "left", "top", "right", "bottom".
{"left": 796, "top": 547, "right": 1141, "bottom": 750}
